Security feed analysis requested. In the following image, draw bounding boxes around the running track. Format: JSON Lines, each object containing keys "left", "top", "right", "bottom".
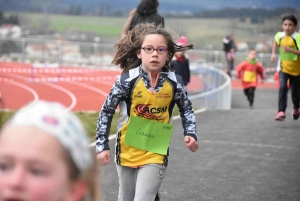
{"left": 0, "top": 62, "right": 277, "bottom": 111}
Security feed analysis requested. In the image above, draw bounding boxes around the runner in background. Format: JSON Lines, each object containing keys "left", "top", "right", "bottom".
{"left": 236, "top": 49, "right": 264, "bottom": 109}
{"left": 170, "top": 36, "right": 191, "bottom": 94}
{"left": 223, "top": 34, "right": 237, "bottom": 77}
{"left": 121, "top": 0, "right": 164, "bottom": 39}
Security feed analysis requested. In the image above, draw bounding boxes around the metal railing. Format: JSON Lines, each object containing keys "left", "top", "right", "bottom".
{"left": 187, "top": 49, "right": 275, "bottom": 69}
{"left": 0, "top": 37, "right": 277, "bottom": 70}
{"left": 2, "top": 37, "right": 270, "bottom": 110}
{"left": 0, "top": 37, "right": 116, "bottom": 67}
{"left": 189, "top": 64, "right": 231, "bottom": 110}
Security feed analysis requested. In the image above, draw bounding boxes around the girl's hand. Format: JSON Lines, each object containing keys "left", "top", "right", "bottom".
{"left": 270, "top": 54, "right": 276, "bottom": 62}
{"left": 184, "top": 136, "right": 198, "bottom": 152}
{"left": 97, "top": 150, "right": 111, "bottom": 165}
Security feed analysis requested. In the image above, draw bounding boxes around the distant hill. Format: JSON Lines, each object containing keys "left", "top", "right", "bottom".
{"left": 1, "top": 0, "right": 299, "bottom": 15}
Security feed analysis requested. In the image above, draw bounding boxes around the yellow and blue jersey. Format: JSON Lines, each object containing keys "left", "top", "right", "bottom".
{"left": 96, "top": 66, "right": 197, "bottom": 166}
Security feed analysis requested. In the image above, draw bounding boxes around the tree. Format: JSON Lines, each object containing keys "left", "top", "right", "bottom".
{"left": 0, "top": 13, "right": 20, "bottom": 25}
{"left": 11, "top": 15, "right": 19, "bottom": 25}
{"left": 0, "top": 40, "right": 18, "bottom": 55}
{"left": 29, "top": 6, "right": 42, "bottom": 13}
{"left": 0, "top": 11, "right": 3, "bottom": 25}
{"left": 38, "top": 15, "right": 50, "bottom": 34}
{"left": 66, "top": 5, "right": 82, "bottom": 15}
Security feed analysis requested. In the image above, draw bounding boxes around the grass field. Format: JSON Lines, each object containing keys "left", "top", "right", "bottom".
{"left": 17, "top": 13, "right": 124, "bottom": 36}
{"left": 13, "top": 12, "right": 281, "bottom": 50}
{"left": 0, "top": 108, "right": 180, "bottom": 140}
{"left": 0, "top": 111, "right": 116, "bottom": 140}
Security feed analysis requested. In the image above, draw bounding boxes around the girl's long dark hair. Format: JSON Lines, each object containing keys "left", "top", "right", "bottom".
{"left": 112, "top": 23, "right": 194, "bottom": 72}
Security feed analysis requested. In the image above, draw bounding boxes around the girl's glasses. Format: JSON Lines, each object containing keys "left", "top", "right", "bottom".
{"left": 141, "top": 45, "right": 168, "bottom": 54}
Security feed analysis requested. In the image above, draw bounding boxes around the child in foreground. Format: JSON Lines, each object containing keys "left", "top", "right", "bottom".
{"left": 96, "top": 23, "right": 198, "bottom": 201}
{"left": 0, "top": 100, "right": 100, "bottom": 201}
{"left": 236, "top": 49, "right": 264, "bottom": 108}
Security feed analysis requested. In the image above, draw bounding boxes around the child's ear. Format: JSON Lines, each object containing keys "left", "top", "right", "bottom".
{"left": 68, "top": 180, "right": 88, "bottom": 201}
{"left": 137, "top": 50, "right": 141, "bottom": 59}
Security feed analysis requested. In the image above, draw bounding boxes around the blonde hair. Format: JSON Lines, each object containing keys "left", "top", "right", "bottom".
{"left": 1, "top": 100, "right": 100, "bottom": 201}
{"left": 112, "top": 23, "right": 194, "bottom": 72}
{"left": 64, "top": 148, "right": 101, "bottom": 201}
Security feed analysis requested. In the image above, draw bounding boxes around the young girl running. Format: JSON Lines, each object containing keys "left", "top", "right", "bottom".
{"left": 0, "top": 100, "right": 100, "bottom": 201}
{"left": 96, "top": 23, "right": 198, "bottom": 201}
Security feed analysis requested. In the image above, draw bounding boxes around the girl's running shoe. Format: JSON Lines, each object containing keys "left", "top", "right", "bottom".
{"left": 275, "top": 111, "right": 286, "bottom": 121}
{"left": 292, "top": 108, "right": 299, "bottom": 120}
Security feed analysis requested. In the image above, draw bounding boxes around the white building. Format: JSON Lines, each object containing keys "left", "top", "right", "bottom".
{"left": 236, "top": 42, "right": 249, "bottom": 52}
{"left": 0, "top": 24, "right": 22, "bottom": 38}
{"left": 25, "top": 38, "right": 82, "bottom": 62}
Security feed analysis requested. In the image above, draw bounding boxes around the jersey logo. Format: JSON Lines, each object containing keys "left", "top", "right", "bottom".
{"left": 133, "top": 91, "right": 143, "bottom": 98}
{"left": 156, "top": 93, "right": 172, "bottom": 99}
{"left": 135, "top": 104, "right": 167, "bottom": 120}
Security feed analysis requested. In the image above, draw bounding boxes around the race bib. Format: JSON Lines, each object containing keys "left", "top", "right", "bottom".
{"left": 125, "top": 116, "right": 173, "bottom": 155}
{"left": 280, "top": 48, "right": 298, "bottom": 61}
{"left": 243, "top": 71, "right": 256, "bottom": 82}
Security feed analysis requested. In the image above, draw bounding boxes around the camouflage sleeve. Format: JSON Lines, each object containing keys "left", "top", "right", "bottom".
{"left": 174, "top": 76, "right": 198, "bottom": 141}
{"left": 95, "top": 74, "right": 130, "bottom": 153}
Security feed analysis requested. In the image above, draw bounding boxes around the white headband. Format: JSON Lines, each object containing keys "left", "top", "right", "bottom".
{"left": 6, "top": 100, "right": 94, "bottom": 173}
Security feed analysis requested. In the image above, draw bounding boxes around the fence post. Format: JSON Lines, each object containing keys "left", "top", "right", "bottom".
{"left": 259, "top": 53, "right": 264, "bottom": 66}
{"left": 93, "top": 42, "right": 98, "bottom": 56}
{"left": 57, "top": 40, "right": 62, "bottom": 65}
{"left": 22, "top": 37, "right": 26, "bottom": 62}
{"left": 214, "top": 51, "right": 219, "bottom": 63}
{"left": 41, "top": 41, "right": 44, "bottom": 62}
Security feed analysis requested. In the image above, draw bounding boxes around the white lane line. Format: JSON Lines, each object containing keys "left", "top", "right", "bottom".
{"left": 69, "top": 81, "right": 108, "bottom": 97}
{"left": 42, "top": 82, "right": 77, "bottom": 111}
{"left": 0, "top": 67, "right": 118, "bottom": 74}
{"left": 27, "top": 76, "right": 118, "bottom": 82}
{"left": 1, "top": 72, "right": 77, "bottom": 110}
{"left": 3, "top": 78, "right": 39, "bottom": 107}
{"left": 91, "top": 79, "right": 117, "bottom": 86}
{"left": 1, "top": 71, "right": 41, "bottom": 82}
{"left": 89, "top": 108, "right": 207, "bottom": 147}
